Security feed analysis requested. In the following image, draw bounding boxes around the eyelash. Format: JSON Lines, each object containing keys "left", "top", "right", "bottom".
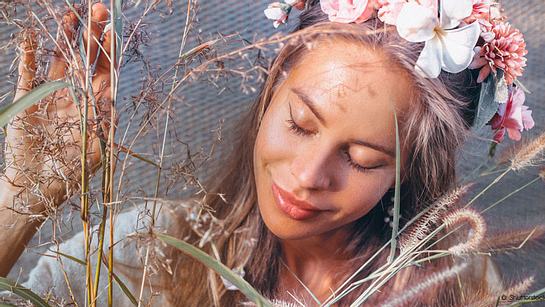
{"left": 285, "top": 117, "right": 378, "bottom": 174}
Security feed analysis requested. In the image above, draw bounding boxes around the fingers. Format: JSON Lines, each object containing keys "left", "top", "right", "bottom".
{"left": 96, "top": 27, "right": 115, "bottom": 73}
{"left": 15, "top": 30, "right": 37, "bottom": 102}
{"left": 48, "top": 10, "right": 79, "bottom": 80}
{"left": 82, "top": 3, "right": 109, "bottom": 70}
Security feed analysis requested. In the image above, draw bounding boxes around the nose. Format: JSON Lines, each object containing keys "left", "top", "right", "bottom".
{"left": 290, "top": 146, "right": 333, "bottom": 191}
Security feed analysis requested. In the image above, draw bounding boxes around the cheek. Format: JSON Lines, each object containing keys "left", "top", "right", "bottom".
{"left": 335, "top": 172, "right": 394, "bottom": 218}
{"left": 254, "top": 105, "right": 294, "bottom": 166}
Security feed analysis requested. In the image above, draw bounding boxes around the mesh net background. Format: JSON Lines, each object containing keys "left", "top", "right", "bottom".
{"left": 1, "top": 0, "right": 544, "bottom": 301}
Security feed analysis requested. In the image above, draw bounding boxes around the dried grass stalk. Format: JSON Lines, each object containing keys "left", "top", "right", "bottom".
{"left": 443, "top": 208, "right": 486, "bottom": 256}
{"left": 483, "top": 225, "right": 545, "bottom": 251}
{"left": 399, "top": 184, "right": 470, "bottom": 254}
{"left": 382, "top": 262, "right": 469, "bottom": 307}
{"left": 509, "top": 132, "right": 545, "bottom": 171}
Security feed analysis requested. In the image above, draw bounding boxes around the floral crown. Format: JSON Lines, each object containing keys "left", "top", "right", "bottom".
{"left": 264, "top": 0, "right": 534, "bottom": 151}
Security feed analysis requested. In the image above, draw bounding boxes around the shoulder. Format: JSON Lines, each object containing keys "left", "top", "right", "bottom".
{"left": 21, "top": 200, "right": 193, "bottom": 305}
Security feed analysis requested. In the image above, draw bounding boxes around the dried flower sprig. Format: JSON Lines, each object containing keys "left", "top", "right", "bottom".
{"left": 382, "top": 262, "right": 470, "bottom": 307}
{"left": 483, "top": 225, "right": 545, "bottom": 251}
{"left": 443, "top": 208, "right": 486, "bottom": 256}
{"left": 399, "top": 184, "right": 471, "bottom": 254}
{"left": 509, "top": 132, "right": 545, "bottom": 171}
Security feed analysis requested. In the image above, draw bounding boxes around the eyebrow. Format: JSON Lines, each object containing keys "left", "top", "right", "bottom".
{"left": 351, "top": 139, "right": 396, "bottom": 158}
{"left": 291, "top": 87, "right": 326, "bottom": 125}
{"left": 290, "top": 86, "right": 396, "bottom": 158}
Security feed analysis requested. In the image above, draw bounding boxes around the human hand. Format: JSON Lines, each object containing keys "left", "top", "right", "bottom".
{"left": 1, "top": 3, "right": 115, "bottom": 214}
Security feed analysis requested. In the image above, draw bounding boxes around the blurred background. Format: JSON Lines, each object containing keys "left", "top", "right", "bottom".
{"left": 1, "top": 0, "right": 544, "bottom": 303}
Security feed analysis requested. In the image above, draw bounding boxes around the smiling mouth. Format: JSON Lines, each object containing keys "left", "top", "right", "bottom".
{"left": 271, "top": 183, "right": 325, "bottom": 220}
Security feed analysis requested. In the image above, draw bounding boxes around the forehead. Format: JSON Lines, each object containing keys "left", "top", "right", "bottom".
{"left": 291, "top": 40, "right": 411, "bottom": 106}
{"left": 279, "top": 39, "right": 414, "bottom": 134}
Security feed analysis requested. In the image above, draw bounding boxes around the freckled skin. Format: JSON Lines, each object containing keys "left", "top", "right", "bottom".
{"left": 252, "top": 40, "right": 413, "bottom": 300}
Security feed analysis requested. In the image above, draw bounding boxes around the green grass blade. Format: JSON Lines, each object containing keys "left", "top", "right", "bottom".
{"left": 49, "top": 250, "right": 138, "bottom": 306}
{"left": 110, "top": 270, "right": 138, "bottom": 306}
{"left": 156, "top": 233, "right": 272, "bottom": 307}
{"left": 113, "top": 0, "right": 123, "bottom": 68}
{"left": 387, "top": 111, "right": 401, "bottom": 263}
{"left": 49, "top": 250, "right": 87, "bottom": 266}
{"left": 0, "top": 277, "right": 51, "bottom": 307}
{"left": 0, "top": 81, "right": 71, "bottom": 127}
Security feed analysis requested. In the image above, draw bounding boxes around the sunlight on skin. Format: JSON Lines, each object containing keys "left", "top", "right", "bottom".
{"left": 253, "top": 39, "right": 414, "bottom": 302}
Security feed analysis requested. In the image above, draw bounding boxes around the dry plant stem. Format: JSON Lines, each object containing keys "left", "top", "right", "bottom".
{"left": 432, "top": 175, "right": 541, "bottom": 255}
{"left": 322, "top": 187, "right": 462, "bottom": 305}
{"left": 136, "top": 2, "right": 194, "bottom": 306}
{"left": 480, "top": 176, "right": 541, "bottom": 214}
{"left": 53, "top": 240, "right": 80, "bottom": 307}
{"left": 324, "top": 223, "right": 447, "bottom": 306}
{"left": 115, "top": 28, "right": 391, "bottom": 191}
{"left": 464, "top": 168, "right": 510, "bottom": 208}
{"left": 82, "top": 2, "right": 94, "bottom": 305}
{"left": 350, "top": 214, "right": 454, "bottom": 305}
{"left": 349, "top": 225, "right": 448, "bottom": 306}
{"left": 108, "top": 1, "right": 118, "bottom": 303}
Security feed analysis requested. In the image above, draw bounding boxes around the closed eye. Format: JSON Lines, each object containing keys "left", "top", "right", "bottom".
{"left": 286, "top": 104, "right": 382, "bottom": 174}
{"left": 286, "top": 101, "right": 315, "bottom": 136}
{"left": 286, "top": 118, "right": 313, "bottom": 136}
{"left": 342, "top": 150, "right": 382, "bottom": 173}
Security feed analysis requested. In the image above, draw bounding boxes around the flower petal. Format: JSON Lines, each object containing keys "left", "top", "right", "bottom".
{"left": 377, "top": 0, "right": 405, "bottom": 25}
{"left": 511, "top": 86, "right": 526, "bottom": 107}
{"left": 440, "top": 21, "right": 481, "bottom": 73}
{"left": 396, "top": 2, "right": 437, "bottom": 43}
{"left": 415, "top": 36, "right": 443, "bottom": 78}
{"left": 264, "top": 6, "right": 286, "bottom": 21}
{"left": 441, "top": 0, "right": 473, "bottom": 29}
{"left": 522, "top": 107, "right": 535, "bottom": 130}
{"left": 476, "top": 64, "right": 491, "bottom": 83}
{"left": 506, "top": 127, "right": 522, "bottom": 141}
{"left": 321, "top": 0, "right": 372, "bottom": 23}
{"left": 469, "top": 56, "right": 487, "bottom": 69}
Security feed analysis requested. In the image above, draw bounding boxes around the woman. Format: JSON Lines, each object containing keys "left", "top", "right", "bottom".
{"left": 1, "top": 1, "right": 507, "bottom": 306}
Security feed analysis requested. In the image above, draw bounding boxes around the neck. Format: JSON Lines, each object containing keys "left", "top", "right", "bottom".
{"left": 276, "top": 223, "right": 356, "bottom": 304}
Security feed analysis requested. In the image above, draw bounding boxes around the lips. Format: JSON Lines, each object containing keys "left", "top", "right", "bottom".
{"left": 271, "top": 183, "right": 324, "bottom": 220}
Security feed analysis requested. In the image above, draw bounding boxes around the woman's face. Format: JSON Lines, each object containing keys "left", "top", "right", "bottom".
{"left": 253, "top": 40, "right": 413, "bottom": 241}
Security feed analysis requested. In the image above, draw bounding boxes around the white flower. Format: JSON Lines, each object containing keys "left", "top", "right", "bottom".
{"left": 264, "top": 2, "right": 292, "bottom": 28}
{"left": 396, "top": 0, "right": 481, "bottom": 78}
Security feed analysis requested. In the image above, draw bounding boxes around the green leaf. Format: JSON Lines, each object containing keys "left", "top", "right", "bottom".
{"left": 113, "top": 0, "right": 123, "bottom": 70}
{"left": 473, "top": 70, "right": 504, "bottom": 130}
{"left": 0, "top": 81, "right": 71, "bottom": 127}
{"left": 50, "top": 250, "right": 138, "bottom": 306}
{"left": 0, "top": 277, "right": 51, "bottom": 307}
{"left": 387, "top": 111, "right": 401, "bottom": 264}
{"left": 49, "top": 250, "right": 87, "bottom": 266}
{"left": 156, "top": 233, "right": 272, "bottom": 307}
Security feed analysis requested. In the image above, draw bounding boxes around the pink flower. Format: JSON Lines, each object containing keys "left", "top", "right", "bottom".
{"left": 376, "top": 0, "right": 405, "bottom": 25}
{"left": 489, "top": 87, "right": 534, "bottom": 142}
{"left": 320, "top": 0, "right": 375, "bottom": 24}
{"left": 464, "top": 0, "right": 495, "bottom": 25}
{"left": 469, "top": 21, "right": 527, "bottom": 85}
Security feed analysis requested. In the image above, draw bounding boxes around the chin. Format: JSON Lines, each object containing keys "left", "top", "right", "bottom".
{"left": 261, "top": 216, "right": 317, "bottom": 241}
{"left": 255, "top": 194, "right": 327, "bottom": 241}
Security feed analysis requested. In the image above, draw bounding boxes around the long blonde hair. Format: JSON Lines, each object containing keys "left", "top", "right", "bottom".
{"left": 160, "top": 3, "right": 487, "bottom": 305}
